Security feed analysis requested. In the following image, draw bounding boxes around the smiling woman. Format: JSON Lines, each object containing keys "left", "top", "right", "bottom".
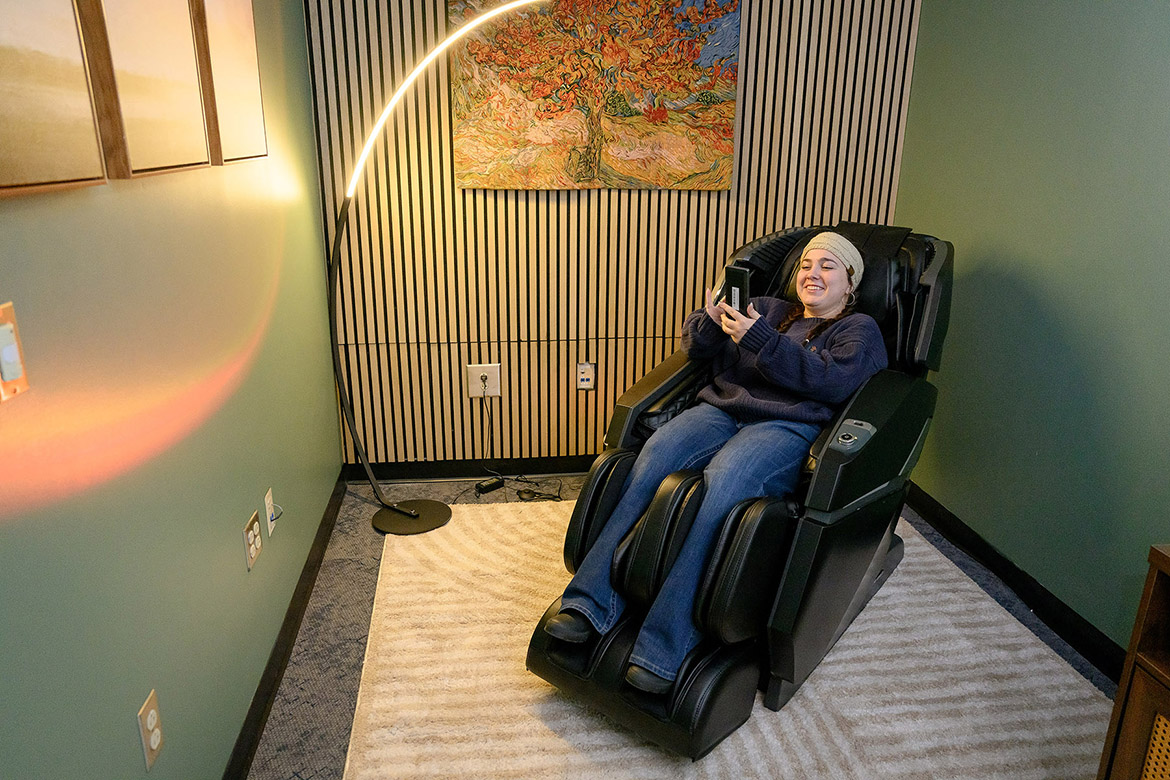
{"left": 794, "top": 231, "right": 863, "bottom": 319}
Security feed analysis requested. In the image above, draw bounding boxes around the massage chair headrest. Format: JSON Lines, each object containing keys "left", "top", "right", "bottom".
{"left": 780, "top": 223, "right": 907, "bottom": 330}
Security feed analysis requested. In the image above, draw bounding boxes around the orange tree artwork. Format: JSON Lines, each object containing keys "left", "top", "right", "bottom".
{"left": 448, "top": 0, "right": 741, "bottom": 190}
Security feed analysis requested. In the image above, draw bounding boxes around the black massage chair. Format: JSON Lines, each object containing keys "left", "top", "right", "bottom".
{"left": 526, "top": 223, "right": 953, "bottom": 758}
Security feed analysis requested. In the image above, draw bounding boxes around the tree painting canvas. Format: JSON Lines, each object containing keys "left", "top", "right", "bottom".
{"left": 448, "top": 0, "right": 740, "bottom": 190}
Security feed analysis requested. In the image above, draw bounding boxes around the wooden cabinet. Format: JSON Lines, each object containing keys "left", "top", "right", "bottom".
{"left": 1100, "top": 545, "right": 1170, "bottom": 779}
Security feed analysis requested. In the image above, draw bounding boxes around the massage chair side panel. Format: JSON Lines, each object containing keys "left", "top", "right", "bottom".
{"left": 761, "top": 485, "right": 908, "bottom": 709}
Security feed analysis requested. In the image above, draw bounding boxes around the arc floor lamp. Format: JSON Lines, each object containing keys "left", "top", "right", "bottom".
{"left": 328, "top": 0, "right": 546, "bottom": 534}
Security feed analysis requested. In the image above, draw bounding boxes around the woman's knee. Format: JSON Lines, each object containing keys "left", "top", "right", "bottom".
{"left": 703, "top": 429, "right": 811, "bottom": 497}
{"left": 637, "top": 407, "right": 733, "bottom": 473}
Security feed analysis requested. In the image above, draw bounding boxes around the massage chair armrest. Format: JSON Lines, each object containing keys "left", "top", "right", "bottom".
{"left": 603, "top": 351, "right": 709, "bottom": 450}
{"left": 694, "top": 496, "right": 802, "bottom": 645}
{"left": 802, "top": 370, "right": 937, "bottom": 517}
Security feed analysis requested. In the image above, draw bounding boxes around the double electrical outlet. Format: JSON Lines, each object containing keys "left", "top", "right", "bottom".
{"left": 243, "top": 511, "right": 263, "bottom": 570}
{"left": 137, "top": 689, "right": 163, "bottom": 770}
{"left": 243, "top": 488, "right": 277, "bottom": 571}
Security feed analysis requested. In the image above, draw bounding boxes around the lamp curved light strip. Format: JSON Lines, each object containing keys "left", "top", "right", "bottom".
{"left": 328, "top": 0, "right": 546, "bottom": 534}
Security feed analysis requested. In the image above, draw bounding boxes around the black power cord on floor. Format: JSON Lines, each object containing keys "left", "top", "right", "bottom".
{"left": 474, "top": 376, "right": 500, "bottom": 497}
{"left": 509, "top": 474, "right": 563, "bottom": 502}
{"left": 468, "top": 371, "right": 562, "bottom": 502}
{"left": 474, "top": 468, "right": 563, "bottom": 502}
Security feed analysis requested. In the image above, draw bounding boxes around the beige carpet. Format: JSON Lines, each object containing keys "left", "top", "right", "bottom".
{"left": 343, "top": 502, "right": 1112, "bottom": 779}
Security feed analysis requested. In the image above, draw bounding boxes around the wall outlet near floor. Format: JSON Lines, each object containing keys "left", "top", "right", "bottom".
{"left": 137, "top": 689, "right": 164, "bottom": 770}
{"left": 264, "top": 488, "right": 276, "bottom": 535}
{"left": 243, "top": 511, "right": 262, "bottom": 570}
{"left": 466, "top": 363, "right": 501, "bottom": 398}
{"left": 576, "top": 362, "right": 596, "bottom": 390}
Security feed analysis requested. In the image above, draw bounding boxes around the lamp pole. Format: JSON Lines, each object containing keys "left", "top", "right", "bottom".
{"left": 327, "top": 0, "right": 547, "bottom": 534}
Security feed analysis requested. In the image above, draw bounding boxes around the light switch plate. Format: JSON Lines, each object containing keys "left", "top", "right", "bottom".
{"left": 264, "top": 488, "right": 276, "bottom": 536}
{"left": 0, "top": 302, "right": 30, "bottom": 402}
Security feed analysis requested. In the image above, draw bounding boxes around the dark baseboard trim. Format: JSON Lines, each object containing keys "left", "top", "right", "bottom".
{"left": 341, "top": 455, "right": 598, "bottom": 482}
{"left": 907, "top": 483, "right": 1124, "bottom": 683}
{"left": 222, "top": 473, "right": 348, "bottom": 780}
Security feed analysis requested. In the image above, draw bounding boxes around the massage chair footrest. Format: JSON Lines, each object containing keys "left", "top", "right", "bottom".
{"left": 527, "top": 599, "right": 761, "bottom": 759}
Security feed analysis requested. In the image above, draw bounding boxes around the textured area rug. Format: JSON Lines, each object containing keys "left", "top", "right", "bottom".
{"left": 343, "top": 503, "right": 1111, "bottom": 779}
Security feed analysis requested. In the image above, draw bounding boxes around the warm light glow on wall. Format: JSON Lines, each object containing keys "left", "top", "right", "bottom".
{"left": 0, "top": 252, "right": 280, "bottom": 519}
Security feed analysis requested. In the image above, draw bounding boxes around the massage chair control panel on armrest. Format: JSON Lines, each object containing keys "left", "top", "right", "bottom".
{"left": 829, "top": 419, "right": 877, "bottom": 453}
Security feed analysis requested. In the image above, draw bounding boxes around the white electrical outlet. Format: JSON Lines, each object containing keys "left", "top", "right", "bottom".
{"left": 576, "top": 362, "right": 596, "bottom": 390}
{"left": 137, "top": 689, "right": 164, "bottom": 771}
{"left": 466, "top": 363, "right": 501, "bottom": 397}
{"left": 243, "top": 511, "right": 262, "bottom": 570}
{"left": 264, "top": 488, "right": 276, "bottom": 535}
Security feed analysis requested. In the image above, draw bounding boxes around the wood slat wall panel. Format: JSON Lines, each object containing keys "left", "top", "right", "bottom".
{"left": 305, "top": 0, "right": 920, "bottom": 468}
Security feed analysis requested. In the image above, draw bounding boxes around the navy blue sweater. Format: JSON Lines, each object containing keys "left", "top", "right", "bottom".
{"left": 681, "top": 297, "right": 888, "bottom": 424}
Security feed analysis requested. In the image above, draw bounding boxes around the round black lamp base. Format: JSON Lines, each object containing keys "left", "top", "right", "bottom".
{"left": 371, "top": 499, "right": 452, "bottom": 535}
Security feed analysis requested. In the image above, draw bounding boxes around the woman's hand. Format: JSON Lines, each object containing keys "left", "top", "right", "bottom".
{"left": 704, "top": 288, "right": 723, "bottom": 323}
{"left": 720, "top": 302, "right": 760, "bottom": 344}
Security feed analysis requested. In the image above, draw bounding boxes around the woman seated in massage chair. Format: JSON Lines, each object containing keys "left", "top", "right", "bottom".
{"left": 543, "top": 231, "right": 889, "bottom": 694}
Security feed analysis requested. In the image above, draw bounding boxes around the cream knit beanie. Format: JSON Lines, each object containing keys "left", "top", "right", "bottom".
{"left": 801, "top": 231, "right": 864, "bottom": 286}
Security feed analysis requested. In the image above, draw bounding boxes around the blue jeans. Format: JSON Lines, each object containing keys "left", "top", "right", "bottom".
{"left": 560, "top": 402, "right": 820, "bottom": 681}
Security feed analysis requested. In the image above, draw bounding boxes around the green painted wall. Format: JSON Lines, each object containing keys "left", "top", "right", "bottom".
{"left": 895, "top": 1, "right": 1170, "bottom": 645}
{"left": 0, "top": 3, "right": 340, "bottom": 778}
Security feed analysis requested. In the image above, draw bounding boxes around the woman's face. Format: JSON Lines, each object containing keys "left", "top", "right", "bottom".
{"left": 796, "top": 249, "right": 852, "bottom": 318}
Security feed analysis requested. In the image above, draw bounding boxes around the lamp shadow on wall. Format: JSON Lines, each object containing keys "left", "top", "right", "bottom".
{"left": 922, "top": 258, "right": 1122, "bottom": 593}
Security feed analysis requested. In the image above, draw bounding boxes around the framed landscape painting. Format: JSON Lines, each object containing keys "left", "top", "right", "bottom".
{"left": 0, "top": 0, "right": 106, "bottom": 195}
{"left": 192, "top": 0, "right": 267, "bottom": 164}
{"left": 77, "top": 0, "right": 209, "bottom": 177}
{"left": 448, "top": 0, "right": 741, "bottom": 191}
